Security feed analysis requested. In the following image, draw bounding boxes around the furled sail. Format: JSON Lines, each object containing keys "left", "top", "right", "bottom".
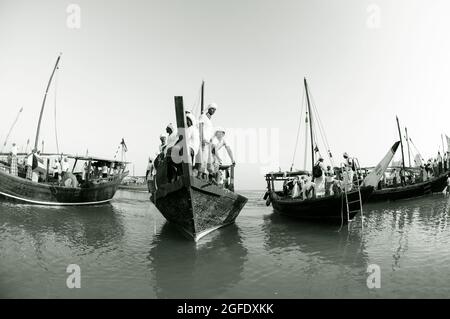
{"left": 363, "top": 141, "right": 400, "bottom": 188}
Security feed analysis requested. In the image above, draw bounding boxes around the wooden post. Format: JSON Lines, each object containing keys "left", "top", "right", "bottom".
{"left": 45, "top": 158, "right": 50, "bottom": 182}
{"left": 304, "top": 78, "right": 315, "bottom": 179}
{"left": 405, "top": 127, "right": 411, "bottom": 167}
{"left": 34, "top": 54, "right": 61, "bottom": 150}
{"left": 229, "top": 165, "right": 235, "bottom": 192}
{"left": 174, "top": 96, "right": 192, "bottom": 181}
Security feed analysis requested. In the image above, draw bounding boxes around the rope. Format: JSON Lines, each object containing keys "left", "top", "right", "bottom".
{"left": 291, "top": 87, "right": 305, "bottom": 170}
{"left": 308, "top": 87, "right": 335, "bottom": 167}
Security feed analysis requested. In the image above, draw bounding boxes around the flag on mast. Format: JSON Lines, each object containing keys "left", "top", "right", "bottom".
{"left": 121, "top": 138, "right": 128, "bottom": 152}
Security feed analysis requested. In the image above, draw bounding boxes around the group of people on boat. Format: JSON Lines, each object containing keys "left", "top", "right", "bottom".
{"left": 282, "top": 152, "right": 358, "bottom": 200}
{"left": 1, "top": 143, "right": 125, "bottom": 187}
{"left": 146, "top": 103, "right": 236, "bottom": 190}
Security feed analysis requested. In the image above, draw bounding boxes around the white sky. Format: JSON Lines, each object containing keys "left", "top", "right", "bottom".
{"left": 1, "top": 0, "right": 449, "bottom": 189}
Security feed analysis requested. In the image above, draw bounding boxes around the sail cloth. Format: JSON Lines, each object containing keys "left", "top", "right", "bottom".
{"left": 446, "top": 135, "right": 450, "bottom": 153}
{"left": 363, "top": 141, "right": 400, "bottom": 188}
{"left": 32, "top": 154, "right": 46, "bottom": 174}
{"left": 414, "top": 154, "right": 422, "bottom": 167}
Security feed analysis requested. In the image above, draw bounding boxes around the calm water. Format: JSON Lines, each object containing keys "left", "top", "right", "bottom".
{"left": 1, "top": 190, "right": 450, "bottom": 298}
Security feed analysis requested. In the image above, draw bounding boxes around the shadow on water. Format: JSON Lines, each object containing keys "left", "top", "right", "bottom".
{"left": 147, "top": 222, "right": 248, "bottom": 298}
{"left": 261, "top": 213, "right": 370, "bottom": 271}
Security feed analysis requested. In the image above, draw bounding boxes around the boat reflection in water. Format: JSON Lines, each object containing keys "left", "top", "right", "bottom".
{"left": 147, "top": 222, "right": 247, "bottom": 298}
{"left": 262, "top": 213, "right": 370, "bottom": 270}
{"left": 0, "top": 202, "right": 125, "bottom": 252}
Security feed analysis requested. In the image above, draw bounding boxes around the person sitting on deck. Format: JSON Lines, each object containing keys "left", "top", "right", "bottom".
{"left": 102, "top": 163, "right": 108, "bottom": 178}
{"left": 332, "top": 179, "right": 342, "bottom": 197}
{"left": 291, "top": 176, "right": 304, "bottom": 199}
{"left": 302, "top": 174, "right": 316, "bottom": 199}
{"left": 9, "top": 143, "right": 18, "bottom": 176}
{"left": 53, "top": 158, "right": 62, "bottom": 182}
{"left": 211, "top": 127, "right": 235, "bottom": 187}
{"left": 61, "top": 157, "right": 69, "bottom": 178}
{"left": 324, "top": 165, "right": 335, "bottom": 196}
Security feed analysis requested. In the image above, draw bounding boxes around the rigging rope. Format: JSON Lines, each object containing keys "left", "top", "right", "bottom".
{"left": 308, "top": 86, "right": 335, "bottom": 167}
{"left": 290, "top": 87, "right": 305, "bottom": 170}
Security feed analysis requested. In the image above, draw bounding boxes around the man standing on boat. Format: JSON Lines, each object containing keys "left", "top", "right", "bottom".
{"left": 313, "top": 157, "right": 326, "bottom": 196}
{"left": 25, "top": 150, "right": 34, "bottom": 180}
{"left": 211, "top": 127, "right": 235, "bottom": 187}
{"left": 165, "top": 123, "right": 178, "bottom": 151}
{"left": 342, "top": 152, "right": 354, "bottom": 191}
{"left": 9, "top": 142, "right": 18, "bottom": 176}
{"left": 198, "top": 103, "right": 217, "bottom": 179}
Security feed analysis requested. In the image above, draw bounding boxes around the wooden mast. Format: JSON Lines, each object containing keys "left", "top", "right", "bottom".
{"left": 405, "top": 127, "right": 411, "bottom": 167}
{"left": 304, "top": 78, "right": 315, "bottom": 178}
{"left": 34, "top": 54, "right": 61, "bottom": 151}
{"left": 396, "top": 116, "right": 406, "bottom": 185}
{"left": 174, "top": 96, "right": 192, "bottom": 180}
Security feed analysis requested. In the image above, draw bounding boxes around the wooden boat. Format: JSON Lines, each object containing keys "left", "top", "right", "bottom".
{"left": 369, "top": 171, "right": 448, "bottom": 202}
{"left": 367, "top": 117, "right": 448, "bottom": 202}
{"left": 0, "top": 55, "right": 128, "bottom": 205}
{"left": 264, "top": 78, "right": 399, "bottom": 224}
{"left": 0, "top": 155, "right": 128, "bottom": 206}
{"left": 150, "top": 96, "right": 247, "bottom": 241}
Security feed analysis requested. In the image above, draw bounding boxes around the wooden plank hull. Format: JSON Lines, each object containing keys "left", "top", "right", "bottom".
{"left": 151, "top": 177, "right": 248, "bottom": 241}
{"left": 0, "top": 169, "right": 127, "bottom": 205}
{"left": 269, "top": 186, "right": 374, "bottom": 224}
{"left": 368, "top": 173, "right": 448, "bottom": 202}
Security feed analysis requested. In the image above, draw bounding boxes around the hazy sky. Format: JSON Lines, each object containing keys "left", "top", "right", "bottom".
{"left": 1, "top": 0, "right": 449, "bottom": 189}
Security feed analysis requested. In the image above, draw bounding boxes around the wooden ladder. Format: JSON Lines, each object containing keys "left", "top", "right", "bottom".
{"left": 343, "top": 158, "right": 364, "bottom": 223}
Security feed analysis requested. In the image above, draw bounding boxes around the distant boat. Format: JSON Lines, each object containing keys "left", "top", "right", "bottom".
{"left": 0, "top": 55, "right": 128, "bottom": 205}
{"left": 119, "top": 176, "right": 148, "bottom": 192}
{"left": 264, "top": 78, "right": 398, "bottom": 224}
{"left": 150, "top": 95, "right": 247, "bottom": 241}
{"left": 367, "top": 117, "right": 448, "bottom": 202}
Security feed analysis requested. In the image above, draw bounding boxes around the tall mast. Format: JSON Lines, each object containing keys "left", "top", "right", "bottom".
{"left": 405, "top": 127, "right": 411, "bottom": 167}
{"left": 34, "top": 54, "right": 61, "bottom": 151}
{"left": 304, "top": 78, "right": 315, "bottom": 177}
{"left": 396, "top": 116, "right": 406, "bottom": 184}
{"left": 200, "top": 80, "right": 205, "bottom": 114}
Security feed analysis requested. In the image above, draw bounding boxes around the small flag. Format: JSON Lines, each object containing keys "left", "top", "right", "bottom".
{"left": 314, "top": 145, "right": 319, "bottom": 153}
{"left": 121, "top": 138, "right": 128, "bottom": 152}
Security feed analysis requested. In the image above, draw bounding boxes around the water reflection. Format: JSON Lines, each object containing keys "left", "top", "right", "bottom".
{"left": 262, "top": 213, "right": 370, "bottom": 272}
{"left": 0, "top": 202, "right": 125, "bottom": 252}
{"left": 148, "top": 222, "right": 248, "bottom": 298}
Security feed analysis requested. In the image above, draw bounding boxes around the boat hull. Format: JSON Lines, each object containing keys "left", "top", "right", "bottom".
{"left": 151, "top": 177, "right": 248, "bottom": 241}
{"left": 368, "top": 174, "right": 448, "bottom": 202}
{"left": 0, "top": 169, "right": 127, "bottom": 206}
{"left": 269, "top": 186, "right": 374, "bottom": 224}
